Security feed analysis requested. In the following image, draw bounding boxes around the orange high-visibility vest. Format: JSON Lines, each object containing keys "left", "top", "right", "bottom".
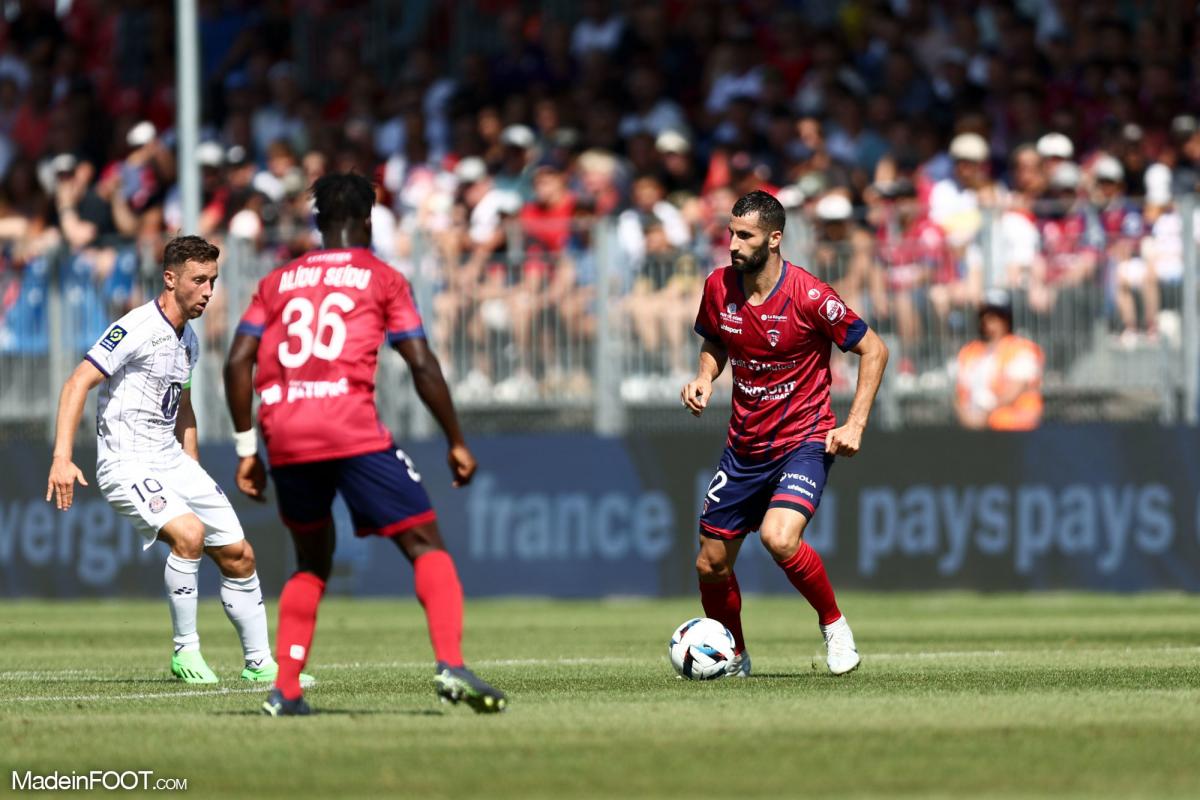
{"left": 956, "top": 334, "right": 1044, "bottom": 431}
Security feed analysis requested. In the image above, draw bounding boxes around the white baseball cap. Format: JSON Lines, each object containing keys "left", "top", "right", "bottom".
{"left": 126, "top": 121, "right": 157, "bottom": 147}
{"left": 815, "top": 193, "right": 853, "bottom": 221}
{"left": 500, "top": 124, "right": 536, "bottom": 149}
{"left": 196, "top": 141, "right": 225, "bottom": 168}
{"left": 655, "top": 130, "right": 691, "bottom": 155}
{"left": 949, "top": 132, "right": 989, "bottom": 162}
{"left": 1091, "top": 154, "right": 1124, "bottom": 183}
{"left": 454, "top": 156, "right": 488, "bottom": 185}
{"left": 1048, "top": 161, "right": 1081, "bottom": 190}
{"left": 50, "top": 153, "right": 78, "bottom": 174}
{"left": 1036, "top": 132, "right": 1074, "bottom": 160}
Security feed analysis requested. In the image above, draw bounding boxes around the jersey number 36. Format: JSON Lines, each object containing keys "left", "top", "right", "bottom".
{"left": 278, "top": 293, "right": 356, "bottom": 368}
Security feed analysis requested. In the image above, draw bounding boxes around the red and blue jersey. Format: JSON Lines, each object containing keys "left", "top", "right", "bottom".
{"left": 694, "top": 261, "right": 868, "bottom": 460}
{"left": 237, "top": 248, "right": 424, "bottom": 466}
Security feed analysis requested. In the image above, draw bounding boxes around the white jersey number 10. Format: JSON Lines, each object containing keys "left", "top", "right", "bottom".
{"left": 278, "top": 293, "right": 356, "bottom": 368}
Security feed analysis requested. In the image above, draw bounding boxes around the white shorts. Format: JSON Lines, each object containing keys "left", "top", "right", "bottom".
{"left": 98, "top": 455, "right": 245, "bottom": 551}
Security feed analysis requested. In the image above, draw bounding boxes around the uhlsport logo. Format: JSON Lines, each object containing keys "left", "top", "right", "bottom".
{"left": 99, "top": 325, "right": 127, "bottom": 352}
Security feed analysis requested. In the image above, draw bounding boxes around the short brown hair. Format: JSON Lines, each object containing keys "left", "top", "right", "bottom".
{"left": 163, "top": 235, "right": 220, "bottom": 272}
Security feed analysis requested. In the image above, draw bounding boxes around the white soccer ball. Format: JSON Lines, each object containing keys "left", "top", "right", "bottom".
{"left": 668, "top": 617, "right": 735, "bottom": 680}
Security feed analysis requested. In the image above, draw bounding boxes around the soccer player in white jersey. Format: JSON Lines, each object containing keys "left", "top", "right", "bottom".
{"left": 46, "top": 236, "right": 305, "bottom": 687}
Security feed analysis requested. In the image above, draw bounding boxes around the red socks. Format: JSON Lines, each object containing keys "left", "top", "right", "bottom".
{"left": 778, "top": 541, "right": 842, "bottom": 626}
{"left": 699, "top": 573, "right": 746, "bottom": 654}
{"left": 414, "top": 550, "right": 464, "bottom": 667}
{"left": 274, "top": 571, "right": 326, "bottom": 700}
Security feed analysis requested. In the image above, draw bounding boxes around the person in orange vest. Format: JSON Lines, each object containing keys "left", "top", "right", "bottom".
{"left": 955, "top": 289, "right": 1044, "bottom": 430}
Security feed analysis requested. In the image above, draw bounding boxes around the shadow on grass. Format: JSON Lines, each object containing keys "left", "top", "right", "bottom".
{"left": 211, "top": 708, "right": 446, "bottom": 717}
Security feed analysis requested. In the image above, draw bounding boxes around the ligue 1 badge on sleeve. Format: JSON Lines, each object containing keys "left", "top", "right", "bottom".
{"left": 100, "top": 325, "right": 128, "bottom": 352}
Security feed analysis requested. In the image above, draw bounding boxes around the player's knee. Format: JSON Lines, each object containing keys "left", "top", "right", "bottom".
{"left": 395, "top": 524, "right": 445, "bottom": 562}
{"left": 695, "top": 551, "right": 731, "bottom": 581}
{"left": 165, "top": 519, "right": 206, "bottom": 559}
{"left": 212, "top": 539, "right": 255, "bottom": 577}
{"left": 758, "top": 522, "right": 798, "bottom": 560}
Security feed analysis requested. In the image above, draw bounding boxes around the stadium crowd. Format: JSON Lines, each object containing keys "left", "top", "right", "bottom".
{"left": 1, "top": 0, "right": 1198, "bottom": 401}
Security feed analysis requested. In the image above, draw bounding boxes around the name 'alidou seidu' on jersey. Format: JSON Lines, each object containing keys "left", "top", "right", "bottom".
{"left": 694, "top": 261, "right": 867, "bottom": 460}
{"left": 236, "top": 248, "right": 424, "bottom": 466}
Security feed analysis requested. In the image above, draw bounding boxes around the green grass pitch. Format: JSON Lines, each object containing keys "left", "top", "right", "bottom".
{"left": 2, "top": 593, "right": 1198, "bottom": 798}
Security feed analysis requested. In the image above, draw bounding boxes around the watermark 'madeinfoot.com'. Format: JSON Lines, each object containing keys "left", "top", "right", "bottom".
{"left": 12, "top": 771, "right": 188, "bottom": 792}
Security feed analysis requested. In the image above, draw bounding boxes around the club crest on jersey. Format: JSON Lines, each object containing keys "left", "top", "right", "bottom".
{"left": 821, "top": 297, "right": 847, "bottom": 324}
{"left": 99, "top": 325, "right": 127, "bottom": 352}
{"left": 767, "top": 329, "right": 781, "bottom": 347}
{"left": 726, "top": 302, "right": 738, "bottom": 315}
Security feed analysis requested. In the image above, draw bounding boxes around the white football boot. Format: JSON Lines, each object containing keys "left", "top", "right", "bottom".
{"left": 725, "top": 650, "right": 751, "bottom": 678}
{"left": 820, "top": 616, "right": 860, "bottom": 675}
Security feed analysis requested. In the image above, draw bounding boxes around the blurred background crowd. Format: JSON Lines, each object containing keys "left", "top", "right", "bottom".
{"left": 1, "top": 0, "right": 1198, "bottom": 427}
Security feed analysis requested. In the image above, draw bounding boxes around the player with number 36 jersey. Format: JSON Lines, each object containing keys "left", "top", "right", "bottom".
{"left": 226, "top": 173, "right": 506, "bottom": 717}
{"left": 236, "top": 245, "right": 424, "bottom": 466}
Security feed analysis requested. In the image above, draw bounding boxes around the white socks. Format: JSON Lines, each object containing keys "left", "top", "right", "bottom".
{"left": 220, "top": 572, "right": 272, "bottom": 665}
{"left": 164, "top": 554, "right": 201, "bottom": 653}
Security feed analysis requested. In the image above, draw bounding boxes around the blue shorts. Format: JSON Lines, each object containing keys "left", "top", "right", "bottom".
{"left": 270, "top": 445, "right": 436, "bottom": 538}
{"left": 699, "top": 442, "right": 833, "bottom": 540}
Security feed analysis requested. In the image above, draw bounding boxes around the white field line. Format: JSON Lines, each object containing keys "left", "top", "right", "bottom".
{"left": 1, "top": 686, "right": 263, "bottom": 704}
{"left": 4, "top": 644, "right": 1200, "bottom": 692}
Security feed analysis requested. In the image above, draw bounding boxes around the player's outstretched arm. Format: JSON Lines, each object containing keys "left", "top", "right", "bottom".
{"left": 224, "top": 332, "right": 267, "bottom": 501}
{"left": 681, "top": 339, "right": 727, "bottom": 417}
{"left": 393, "top": 336, "right": 476, "bottom": 487}
{"left": 46, "top": 360, "right": 105, "bottom": 510}
{"left": 826, "top": 327, "right": 889, "bottom": 457}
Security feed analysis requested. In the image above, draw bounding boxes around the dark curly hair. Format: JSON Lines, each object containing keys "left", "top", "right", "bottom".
{"left": 731, "top": 190, "right": 785, "bottom": 235}
{"left": 163, "top": 235, "right": 220, "bottom": 272}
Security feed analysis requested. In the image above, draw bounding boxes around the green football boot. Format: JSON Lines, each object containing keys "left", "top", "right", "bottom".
{"left": 171, "top": 650, "right": 219, "bottom": 684}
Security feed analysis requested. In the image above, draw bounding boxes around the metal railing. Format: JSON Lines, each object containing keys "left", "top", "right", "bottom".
{"left": 2, "top": 198, "right": 1197, "bottom": 442}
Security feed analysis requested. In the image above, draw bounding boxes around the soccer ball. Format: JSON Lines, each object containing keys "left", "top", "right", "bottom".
{"left": 668, "top": 617, "right": 735, "bottom": 680}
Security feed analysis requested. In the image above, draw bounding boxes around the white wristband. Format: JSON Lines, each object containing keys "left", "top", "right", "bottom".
{"left": 234, "top": 429, "right": 258, "bottom": 458}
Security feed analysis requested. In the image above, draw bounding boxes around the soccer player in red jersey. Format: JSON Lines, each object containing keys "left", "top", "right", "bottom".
{"left": 682, "top": 191, "right": 889, "bottom": 676}
{"left": 224, "top": 173, "right": 506, "bottom": 715}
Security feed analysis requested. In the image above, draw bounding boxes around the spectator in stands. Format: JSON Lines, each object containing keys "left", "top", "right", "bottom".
{"left": 927, "top": 132, "right": 992, "bottom": 325}
{"left": 869, "top": 177, "right": 947, "bottom": 371}
{"left": 619, "top": 173, "right": 694, "bottom": 375}
{"left": 1090, "top": 154, "right": 1149, "bottom": 345}
{"left": 1034, "top": 160, "right": 1103, "bottom": 319}
{"left": 432, "top": 156, "right": 515, "bottom": 394}
{"left": 955, "top": 289, "right": 1044, "bottom": 431}
{"left": 501, "top": 159, "right": 577, "bottom": 398}
{"left": 656, "top": 130, "right": 701, "bottom": 198}
{"left": 998, "top": 144, "right": 1045, "bottom": 309}
{"left": 810, "top": 192, "right": 876, "bottom": 321}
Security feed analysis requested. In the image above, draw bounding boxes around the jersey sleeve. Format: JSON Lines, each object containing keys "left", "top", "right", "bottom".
{"left": 384, "top": 271, "right": 425, "bottom": 343}
{"left": 693, "top": 274, "right": 720, "bottom": 343}
{"left": 235, "top": 284, "right": 269, "bottom": 339}
{"left": 805, "top": 285, "right": 868, "bottom": 352}
{"left": 85, "top": 319, "right": 142, "bottom": 377}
